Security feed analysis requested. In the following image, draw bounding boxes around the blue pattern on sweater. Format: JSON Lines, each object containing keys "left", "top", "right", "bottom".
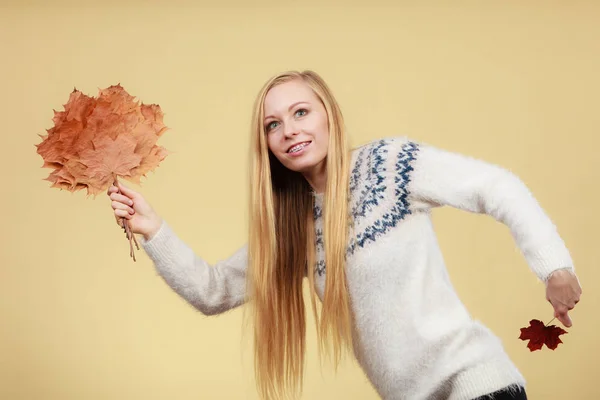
{"left": 314, "top": 139, "right": 420, "bottom": 276}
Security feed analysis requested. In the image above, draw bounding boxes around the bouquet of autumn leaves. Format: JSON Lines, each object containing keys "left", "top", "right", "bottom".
{"left": 35, "top": 85, "right": 169, "bottom": 261}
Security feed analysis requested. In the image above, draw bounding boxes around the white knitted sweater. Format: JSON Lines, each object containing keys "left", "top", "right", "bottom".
{"left": 140, "top": 137, "right": 574, "bottom": 399}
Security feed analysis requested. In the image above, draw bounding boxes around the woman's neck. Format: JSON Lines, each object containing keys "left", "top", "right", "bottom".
{"left": 302, "top": 162, "right": 327, "bottom": 194}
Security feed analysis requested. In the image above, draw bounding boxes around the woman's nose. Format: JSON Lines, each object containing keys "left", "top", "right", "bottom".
{"left": 283, "top": 121, "right": 300, "bottom": 138}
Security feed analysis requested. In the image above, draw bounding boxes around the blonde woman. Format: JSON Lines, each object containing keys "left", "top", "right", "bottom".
{"left": 107, "top": 70, "right": 581, "bottom": 400}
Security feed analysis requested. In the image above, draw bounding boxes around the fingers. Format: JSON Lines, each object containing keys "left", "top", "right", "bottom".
{"left": 556, "top": 309, "right": 573, "bottom": 328}
{"left": 110, "top": 192, "right": 134, "bottom": 207}
{"left": 114, "top": 213, "right": 127, "bottom": 231}
{"left": 107, "top": 183, "right": 136, "bottom": 224}
{"left": 107, "top": 182, "right": 139, "bottom": 198}
{"left": 552, "top": 299, "right": 575, "bottom": 327}
{"left": 116, "top": 182, "right": 138, "bottom": 199}
{"left": 114, "top": 208, "right": 133, "bottom": 217}
{"left": 112, "top": 200, "right": 135, "bottom": 214}
{"left": 546, "top": 269, "right": 582, "bottom": 328}
{"left": 111, "top": 193, "right": 135, "bottom": 224}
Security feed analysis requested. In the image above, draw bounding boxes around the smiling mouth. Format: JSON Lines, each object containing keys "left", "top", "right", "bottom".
{"left": 287, "top": 141, "right": 312, "bottom": 153}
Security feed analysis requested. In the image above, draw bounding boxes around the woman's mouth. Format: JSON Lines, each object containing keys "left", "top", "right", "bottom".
{"left": 287, "top": 141, "right": 312, "bottom": 156}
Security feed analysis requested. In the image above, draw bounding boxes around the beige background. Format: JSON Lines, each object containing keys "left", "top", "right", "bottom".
{"left": 1, "top": 1, "right": 598, "bottom": 399}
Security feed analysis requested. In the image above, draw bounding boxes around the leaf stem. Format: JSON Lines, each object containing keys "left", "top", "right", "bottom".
{"left": 113, "top": 174, "right": 137, "bottom": 262}
{"left": 545, "top": 317, "right": 556, "bottom": 326}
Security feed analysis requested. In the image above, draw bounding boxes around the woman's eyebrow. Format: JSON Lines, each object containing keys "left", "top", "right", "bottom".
{"left": 264, "top": 101, "right": 309, "bottom": 120}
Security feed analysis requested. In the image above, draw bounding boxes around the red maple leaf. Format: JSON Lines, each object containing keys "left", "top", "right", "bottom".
{"left": 519, "top": 319, "right": 567, "bottom": 351}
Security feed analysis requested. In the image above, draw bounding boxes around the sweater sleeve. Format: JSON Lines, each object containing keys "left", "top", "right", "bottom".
{"left": 138, "top": 220, "right": 248, "bottom": 316}
{"left": 399, "top": 139, "right": 574, "bottom": 282}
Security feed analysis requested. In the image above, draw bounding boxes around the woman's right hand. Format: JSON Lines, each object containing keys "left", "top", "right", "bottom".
{"left": 107, "top": 182, "right": 163, "bottom": 241}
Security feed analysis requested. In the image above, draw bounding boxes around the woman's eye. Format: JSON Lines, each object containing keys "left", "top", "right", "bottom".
{"left": 266, "top": 121, "right": 279, "bottom": 131}
{"left": 295, "top": 109, "right": 308, "bottom": 117}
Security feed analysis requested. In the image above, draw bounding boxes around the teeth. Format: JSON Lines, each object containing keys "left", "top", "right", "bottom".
{"left": 289, "top": 142, "right": 309, "bottom": 153}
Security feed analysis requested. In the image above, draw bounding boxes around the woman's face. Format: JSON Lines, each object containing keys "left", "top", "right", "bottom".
{"left": 263, "top": 79, "right": 329, "bottom": 174}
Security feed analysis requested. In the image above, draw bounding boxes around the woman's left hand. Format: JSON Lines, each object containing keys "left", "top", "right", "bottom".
{"left": 546, "top": 269, "right": 582, "bottom": 327}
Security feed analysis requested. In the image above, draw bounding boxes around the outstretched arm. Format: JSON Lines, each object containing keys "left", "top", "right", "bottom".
{"left": 400, "top": 139, "right": 582, "bottom": 326}
{"left": 108, "top": 182, "right": 248, "bottom": 316}
{"left": 139, "top": 221, "right": 248, "bottom": 316}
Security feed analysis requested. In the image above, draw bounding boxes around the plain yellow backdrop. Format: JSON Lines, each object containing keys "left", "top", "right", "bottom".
{"left": 1, "top": 1, "right": 598, "bottom": 399}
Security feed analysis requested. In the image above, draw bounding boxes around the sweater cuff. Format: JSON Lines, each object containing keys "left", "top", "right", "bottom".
{"left": 138, "top": 219, "right": 177, "bottom": 264}
{"left": 525, "top": 241, "right": 574, "bottom": 282}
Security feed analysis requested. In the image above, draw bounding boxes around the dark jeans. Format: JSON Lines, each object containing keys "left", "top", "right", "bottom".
{"left": 474, "top": 386, "right": 527, "bottom": 400}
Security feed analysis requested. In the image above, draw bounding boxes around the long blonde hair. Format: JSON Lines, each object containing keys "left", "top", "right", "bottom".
{"left": 247, "top": 70, "right": 353, "bottom": 399}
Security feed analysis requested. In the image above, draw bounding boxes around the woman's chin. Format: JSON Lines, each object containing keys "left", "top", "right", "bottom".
{"left": 286, "top": 159, "right": 324, "bottom": 174}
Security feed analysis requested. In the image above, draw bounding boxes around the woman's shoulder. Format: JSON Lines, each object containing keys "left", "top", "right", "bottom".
{"left": 347, "top": 135, "right": 421, "bottom": 205}
{"left": 349, "top": 136, "right": 420, "bottom": 174}
{"left": 350, "top": 135, "right": 418, "bottom": 155}
{"left": 344, "top": 136, "right": 422, "bottom": 254}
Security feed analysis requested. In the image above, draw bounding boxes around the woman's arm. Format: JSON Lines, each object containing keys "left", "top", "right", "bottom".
{"left": 398, "top": 139, "right": 582, "bottom": 325}
{"left": 140, "top": 220, "right": 248, "bottom": 316}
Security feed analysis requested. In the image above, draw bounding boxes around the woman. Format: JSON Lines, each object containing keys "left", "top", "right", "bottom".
{"left": 107, "top": 70, "right": 582, "bottom": 400}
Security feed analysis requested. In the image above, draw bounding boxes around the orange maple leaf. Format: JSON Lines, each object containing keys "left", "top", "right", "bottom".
{"left": 36, "top": 84, "right": 169, "bottom": 197}
{"left": 36, "top": 84, "right": 170, "bottom": 261}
